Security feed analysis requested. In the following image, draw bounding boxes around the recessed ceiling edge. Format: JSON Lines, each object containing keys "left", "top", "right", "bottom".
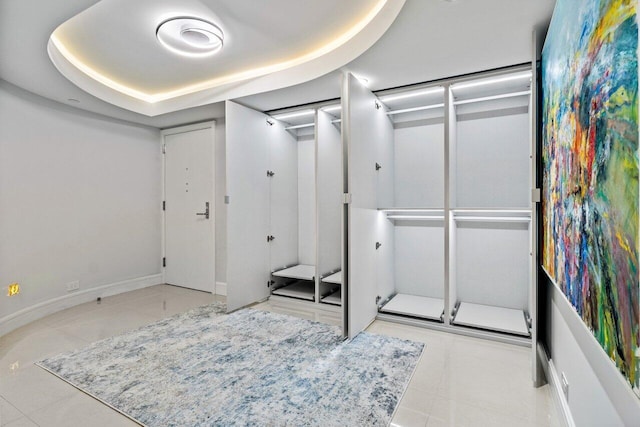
{"left": 47, "top": 0, "right": 406, "bottom": 117}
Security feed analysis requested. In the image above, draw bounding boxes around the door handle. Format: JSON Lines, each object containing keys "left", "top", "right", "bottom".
{"left": 196, "top": 202, "right": 210, "bottom": 219}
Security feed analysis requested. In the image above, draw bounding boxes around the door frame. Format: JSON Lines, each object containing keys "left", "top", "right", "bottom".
{"left": 161, "top": 121, "right": 216, "bottom": 291}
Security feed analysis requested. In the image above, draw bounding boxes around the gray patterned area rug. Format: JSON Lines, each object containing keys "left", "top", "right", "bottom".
{"left": 37, "top": 304, "right": 423, "bottom": 426}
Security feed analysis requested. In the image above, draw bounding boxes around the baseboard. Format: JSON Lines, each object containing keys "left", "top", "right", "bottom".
{"left": 539, "top": 346, "right": 575, "bottom": 427}
{"left": 0, "top": 274, "right": 163, "bottom": 336}
{"left": 215, "top": 281, "right": 227, "bottom": 296}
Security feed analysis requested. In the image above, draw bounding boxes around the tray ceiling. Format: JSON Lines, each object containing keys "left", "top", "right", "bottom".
{"left": 47, "top": 0, "right": 404, "bottom": 116}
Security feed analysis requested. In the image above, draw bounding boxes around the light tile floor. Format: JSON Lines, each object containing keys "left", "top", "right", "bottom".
{"left": 0, "top": 285, "right": 561, "bottom": 426}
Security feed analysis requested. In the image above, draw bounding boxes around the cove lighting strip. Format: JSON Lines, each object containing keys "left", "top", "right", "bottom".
{"left": 453, "top": 90, "right": 530, "bottom": 106}
{"left": 50, "top": 0, "right": 388, "bottom": 104}
{"left": 386, "top": 103, "right": 445, "bottom": 115}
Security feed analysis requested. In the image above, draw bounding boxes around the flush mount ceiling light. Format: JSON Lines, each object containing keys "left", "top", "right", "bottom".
{"left": 156, "top": 17, "right": 224, "bottom": 57}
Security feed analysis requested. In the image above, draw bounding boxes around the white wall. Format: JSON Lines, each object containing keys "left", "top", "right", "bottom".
{"left": 0, "top": 82, "right": 162, "bottom": 326}
{"left": 214, "top": 119, "right": 227, "bottom": 284}
{"left": 542, "top": 272, "right": 640, "bottom": 426}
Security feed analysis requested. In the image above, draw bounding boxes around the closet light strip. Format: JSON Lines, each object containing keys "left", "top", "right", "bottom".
{"left": 387, "top": 215, "right": 445, "bottom": 220}
{"left": 386, "top": 103, "right": 445, "bottom": 115}
{"left": 322, "top": 105, "right": 342, "bottom": 113}
{"left": 453, "top": 216, "right": 532, "bottom": 222}
{"left": 379, "top": 208, "right": 444, "bottom": 213}
{"left": 284, "top": 123, "right": 315, "bottom": 130}
{"left": 379, "top": 86, "right": 444, "bottom": 102}
{"left": 273, "top": 110, "right": 315, "bottom": 120}
{"left": 452, "top": 72, "right": 532, "bottom": 90}
{"left": 453, "top": 91, "right": 531, "bottom": 106}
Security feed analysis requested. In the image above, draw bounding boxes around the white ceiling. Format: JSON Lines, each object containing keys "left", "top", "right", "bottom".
{"left": 0, "top": 0, "right": 556, "bottom": 128}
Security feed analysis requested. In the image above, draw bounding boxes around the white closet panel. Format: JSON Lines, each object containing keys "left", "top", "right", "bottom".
{"left": 377, "top": 103, "right": 395, "bottom": 209}
{"left": 455, "top": 221, "right": 530, "bottom": 310}
{"left": 297, "top": 138, "right": 316, "bottom": 265}
{"left": 225, "top": 101, "right": 270, "bottom": 312}
{"left": 456, "top": 113, "right": 530, "bottom": 208}
{"left": 377, "top": 210, "right": 396, "bottom": 303}
{"left": 345, "top": 73, "right": 391, "bottom": 338}
{"left": 316, "top": 111, "right": 342, "bottom": 276}
{"left": 269, "top": 120, "right": 299, "bottom": 271}
{"left": 394, "top": 124, "right": 445, "bottom": 207}
{"left": 394, "top": 222, "right": 444, "bottom": 298}
{"left": 348, "top": 207, "right": 379, "bottom": 335}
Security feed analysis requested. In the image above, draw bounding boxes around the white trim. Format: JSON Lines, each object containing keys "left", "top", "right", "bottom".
{"left": 0, "top": 274, "right": 162, "bottom": 336}
{"left": 542, "top": 267, "right": 640, "bottom": 421}
{"left": 216, "top": 281, "right": 227, "bottom": 296}
{"left": 539, "top": 348, "right": 576, "bottom": 427}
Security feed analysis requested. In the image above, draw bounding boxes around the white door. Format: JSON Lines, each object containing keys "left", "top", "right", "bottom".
{"left": 344, "top": 73, "right": 388, "bottom": 339}
{"left": 225, "top": 101, "right": 270, "bottom": 311}
{"left": 163, "top": 123, "right": 215, "bottom": 292}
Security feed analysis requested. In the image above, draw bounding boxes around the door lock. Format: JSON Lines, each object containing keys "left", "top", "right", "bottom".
{"left": 196, "top": 202, "right": 210, "bottom": 219}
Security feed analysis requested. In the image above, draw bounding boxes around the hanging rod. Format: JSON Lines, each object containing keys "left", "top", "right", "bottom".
{"left": 453, "top": 216, "right": 532, "bottom": 223}
{"left": 451, "top": 208, "right": 531, "bottom": 215}
{"left": 453, "top": 90, "right": 531, "bottom": 106}
{"left": 284, "top": 123, "right": 315, "bottom": 130}
{"left": 386, "top": 103, "right": 445, "bottom": 116}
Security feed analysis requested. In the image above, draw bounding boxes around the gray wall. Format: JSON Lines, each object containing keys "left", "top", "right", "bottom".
{"left": 0, "top": 82, "right": 162, "bottom": 321}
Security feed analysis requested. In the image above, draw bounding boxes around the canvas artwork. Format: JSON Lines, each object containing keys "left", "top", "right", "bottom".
{"left": 542, "top": 0, "right": 639, "bottom": 396}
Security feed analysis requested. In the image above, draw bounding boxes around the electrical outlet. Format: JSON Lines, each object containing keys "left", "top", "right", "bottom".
{"left": 7, "top": 283, "right": 20, "bottom": 296}
{"left": 560, "top": 372, "right": 569, "bottom": 400}
{"left": 66, "top": 280, "right": 80, "bottom": 292}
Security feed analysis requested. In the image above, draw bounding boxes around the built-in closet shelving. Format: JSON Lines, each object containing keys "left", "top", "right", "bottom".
{"left": 448, "top": 70, "right": 533, "bottom": 337}
{"left": 344, "top": 68, "right": 534, "bottom": 340}
{"left": 227, "top": 66, "right": 539, "bottom": 379}
{"left": 374, "top": 86, "right": 447, "bottom": 322}
{"left": 225, "top": 99, "right": 344, "bottom": 334}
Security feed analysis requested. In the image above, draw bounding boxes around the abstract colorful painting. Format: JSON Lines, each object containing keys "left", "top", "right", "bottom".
{"left": 542, "top": 0, "right": 639, "bottom": 397}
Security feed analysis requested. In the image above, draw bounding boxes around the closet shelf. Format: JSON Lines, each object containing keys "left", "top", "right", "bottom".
{"left": 322, "top": 271, "right": 342, "bottom": 285}
{"left": 379, "top": 294, "right": 444, "bottom": 321}
{"left": 271, "top": 281, "right": 315, "bottom": 301}
{"left": 452, "top": 302, "right": 530, "bottom": 336}
{"left": 272, "top": 264, "right": 316, "bottom": 281}
{"left": 321, "top": 289, "right": 342, "bottom": 306}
